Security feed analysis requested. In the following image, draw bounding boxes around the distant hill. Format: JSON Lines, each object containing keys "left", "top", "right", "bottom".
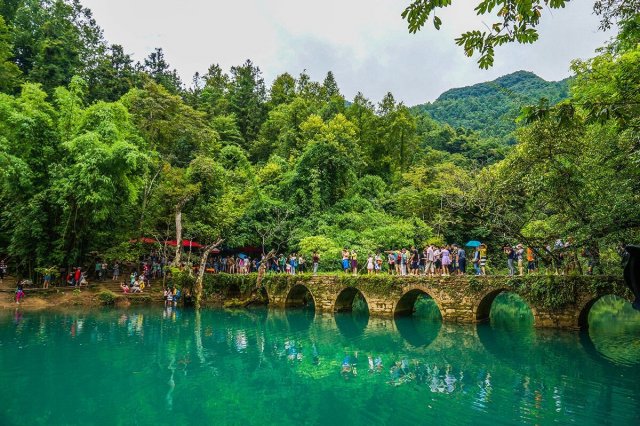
{"left": 412, "top": 71, "right": 570, "bottom": 143}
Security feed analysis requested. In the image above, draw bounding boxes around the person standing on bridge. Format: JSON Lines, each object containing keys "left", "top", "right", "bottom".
{"left": 441, "top": 246, "right": 451, "bottom": 276}
{"left": 342, "top": 248, "right": 350, "bottom": 273}
{"left": 421, "top": 247, "right": 428, "bottom": 275}
{"left": 401, "top": 248, "right": 409, "bottom": 276}
{"left": 479, "top": 244, "right": 488, "bottom": 275}
{"left": 367, "top": 254, "right": 374, "bottom": 275}
{"left": 433, "top": 246, "right": 442, "bottom": 276}
{"left": 450, "top": 245, "right": 459, "bottom": 275}
{"left": 375, "top": 252, "right": 382, "bottom": 274}
{"left": 473, "top": 247, "right": 481, "bottom": 275}
{"left": 516, "top": 244, "right": 525, "bottom": 276}
{"left": 290, "top": 254, "right": 298, "bottom": 275}
{"left": 351, "top": 250, "right": 358, "bottom": 276}
{"left": 387, "top": 251, "right": 396, "bottom": 275}
{"left": 425, "top": 245, "right": 435, "bottom": 277}
{"left": 410, "top": 246, "right": 420, "bottom": 276}
{"left": 527, "top": 247, "right": 536, "bottom": 273}
{"left": 504, "top": 245, "right": 515, "bottom": 276}
{"left": 457, "top": 246, "right": 466, "bottom": 275}
{"left": 312, "top": 251, "right": 320, "bottom": 274}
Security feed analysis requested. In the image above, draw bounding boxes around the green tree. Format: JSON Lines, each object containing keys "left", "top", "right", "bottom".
{"left": 10, "top": 0, "right": 105, "bottom": 92}
{"left": 85, "top": 44, "right": 139, "bottom": 102}
{"left": 142, "top": 47, "right": 183, "bottom": 94}
{"left": 0, "top": 83, "right": 60, "bottom": 269}
{"left": 269, "top": 72, "right": 296, "bottom": 107}
{"left": 251, "top": 96, "right": 315, "bottom": 162}
{"left": 195, "top": 63, "right": 230, "bottom": 117}
{"left": 0, "top": 16, "right": 21, "bottom": 93}
{"left": 322, "top": 71, "right": 340, "bottom": 98}
{"left": 401, "top": 0, "right": 638, "bottom": 68}
{"left": 210, "top": 114, "right": 244, "bottom": 147}
{"left": 346, "top": 92, "right": 379, "bottom": 174}
{"left": 378, "top": 93, "right": 418, "bottom": 173}
{"left": 228, "top": 59, "right": 267, "bottom": 147}
{"left": 0, "top": 79, "right": 149, "bottom": 270}
{"left": 121, "top": 81, "right": 219, "bottom": 165}
{"left": 291, "top": 114, "right": 360, "bottom": 211}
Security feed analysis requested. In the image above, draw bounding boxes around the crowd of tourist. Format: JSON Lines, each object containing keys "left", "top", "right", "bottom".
{"left": 3, "top": 236, "right": 613, "bottom": 302}
{"left": 205, "top": 242, "right": 538, "bottom": 277}
{"left": 329, "top": 239, "right": 600, "bottom": 277}
{"left": 338, "top": 245, "right": 479, "bottom": 277}
{"left": 204, "top": 252, "right": 321, "bottom": 275}
{"left": 58, "top": 238, "right": 603, "bottom": 285}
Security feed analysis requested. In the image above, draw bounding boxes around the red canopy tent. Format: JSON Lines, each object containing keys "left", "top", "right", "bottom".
{"left": 128, "top": 237, "right": 219, "bottom": 253}
{"left": 165, "top": 239, "right": 203, "bottom": 248}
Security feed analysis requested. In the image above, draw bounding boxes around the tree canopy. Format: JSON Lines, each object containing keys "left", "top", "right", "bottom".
{"left": 0, "top": 0, "right": 638, "bottom": 275}
{"left": 402, "top": 0, "right": 640, "bottom": 68}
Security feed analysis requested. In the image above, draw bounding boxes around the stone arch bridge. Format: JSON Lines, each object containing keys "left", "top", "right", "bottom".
{"left": 244, "top": 274, "right": 632, "bottom": 330}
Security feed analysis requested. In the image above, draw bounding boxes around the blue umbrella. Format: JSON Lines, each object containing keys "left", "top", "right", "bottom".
{"left": 237, "top": 253, "right": 248, "bottom": 259}
{"left": 465, "top": 240, "right": 481, "bottom": 247}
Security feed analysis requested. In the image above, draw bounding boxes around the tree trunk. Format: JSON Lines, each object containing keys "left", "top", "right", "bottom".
{"left": 174, "top": 208, "right": 182, "bottom": 266}
{"left": 194, "top": 239, "right": 223, "bottom": 309}
{"left": 256, "top": 250, "right": 276, "bottom": 289}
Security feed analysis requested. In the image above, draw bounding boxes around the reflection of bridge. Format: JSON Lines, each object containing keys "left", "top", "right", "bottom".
{"left": 253, "top": 275, "right": 632, "bottom": 330}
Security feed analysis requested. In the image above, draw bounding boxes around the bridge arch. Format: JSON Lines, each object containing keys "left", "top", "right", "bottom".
{"left": 578, "top": 293, "right": 635, "bottom": 329}
{"left": 334, "top": 287, "right": 369, "bottom": 313}
{"left": 475, "top": 289, "right": 534, "bottom": 324}
{"left": 394, "top": 288, "right": 442, "bottom": 319}
{"left": 285, "top": 284, "right": 316, "bottom": 309}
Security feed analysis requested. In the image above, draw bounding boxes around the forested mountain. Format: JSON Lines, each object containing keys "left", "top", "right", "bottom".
{"left": 0, "top": 0, "right": 638, "bottom": 276}
{"left": 412, "top": 71, "right": 570, "bottom": 143}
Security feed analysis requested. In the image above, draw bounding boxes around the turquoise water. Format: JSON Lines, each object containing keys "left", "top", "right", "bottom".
{"left": 1, "top": 295, "right": 639, "bottom": 425}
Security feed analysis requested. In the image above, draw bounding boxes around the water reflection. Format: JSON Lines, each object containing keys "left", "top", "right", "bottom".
{"left": 477, "top": 292, "right": 536, "bottom": 366}
{"left": 335, "top": 312, "right": 369, "bottom": 339}
{"left": 285, "top": 307, "right": 315, "bottom": 333}
{"left": 394, "top": 316, "right": 441, "bottom": 347}
{"left": 0, "top": 306, "right": 639, "bottom": 426}
{"left": 586, "top": 295, "right": 640, "bottom": 366}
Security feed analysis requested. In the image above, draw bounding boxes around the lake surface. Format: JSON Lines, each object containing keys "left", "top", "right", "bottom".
{"left": 1, "top": 294, "right": 639, "bottom": 425}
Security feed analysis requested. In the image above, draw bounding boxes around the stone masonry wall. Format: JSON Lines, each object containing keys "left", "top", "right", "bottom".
{"left": 211, "top": 273, "right": 632, "bottom": 330}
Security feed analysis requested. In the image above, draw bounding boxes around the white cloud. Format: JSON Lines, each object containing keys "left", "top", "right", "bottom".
{"left": 82, "top": 0, "right": 612, "bottom": 105}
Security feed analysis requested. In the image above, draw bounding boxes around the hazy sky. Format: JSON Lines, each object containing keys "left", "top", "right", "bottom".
{"left": 82, "top": 0, "right": 612, "bottom": 105}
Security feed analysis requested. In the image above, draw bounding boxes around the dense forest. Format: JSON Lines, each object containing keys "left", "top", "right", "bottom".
{"left": 0, "top": 0, "right": 638, "bottom": 275}
{"left": 412, "top": 71, "right": 570, "bottom": 144}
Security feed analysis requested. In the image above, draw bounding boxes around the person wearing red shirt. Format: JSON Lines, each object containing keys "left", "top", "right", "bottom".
{"left": 74, "top": 267, "right": 82, "bottom": 287}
